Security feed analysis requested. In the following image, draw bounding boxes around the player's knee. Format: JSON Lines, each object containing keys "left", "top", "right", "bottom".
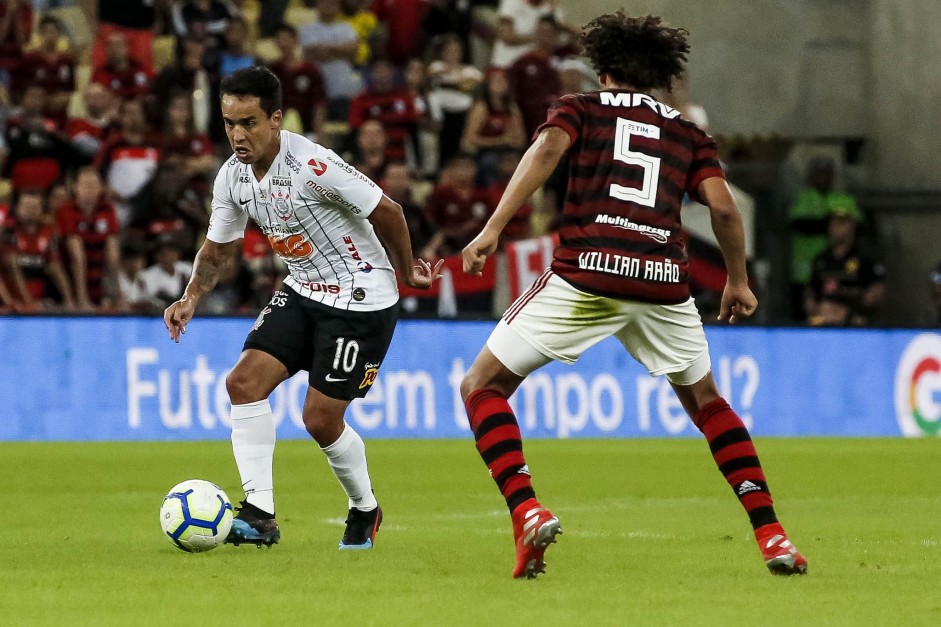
{"left": 459, "top": 373, "right": 477, "bottom": 402}
{"left": 301, "top": 410, "right": 323, "bottom": 437}
{"left": 301, "top": 409, "right": 344, "bottom": 445}
{"left": 225, "top": 368, "right": 257, "bottom": 405}
{"left": 460, "top": 368, "right": 514, "bottom": 402}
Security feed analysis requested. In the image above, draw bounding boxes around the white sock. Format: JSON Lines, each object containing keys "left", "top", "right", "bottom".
{"left": 321, "top": 422, "right": 378, "bottom": 511}
{"left": 230, "top": 399, "right": 276, "bottom": 516}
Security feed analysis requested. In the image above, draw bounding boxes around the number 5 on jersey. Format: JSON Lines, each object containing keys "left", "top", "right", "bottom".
{"left": 267, "top": 233, "right": 316, "bottom": 259}
{"left": 610, "top": 118, "right": 661, "bottom": 208}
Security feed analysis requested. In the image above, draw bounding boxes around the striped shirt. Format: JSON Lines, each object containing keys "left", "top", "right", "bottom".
{"left": 207, "top": 131, "right": 397, "bottom": 311}
{"left": 539, "top": 90, "right": 725, "bottom": 303}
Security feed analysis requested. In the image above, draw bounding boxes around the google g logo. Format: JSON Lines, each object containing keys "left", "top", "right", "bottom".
{"left": 894, "top": 333, "right": 941, "bottom": 436}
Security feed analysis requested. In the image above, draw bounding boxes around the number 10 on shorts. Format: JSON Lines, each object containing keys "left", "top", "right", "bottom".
{"left": 333, "top": 337, "right": 360, "bottom": 373}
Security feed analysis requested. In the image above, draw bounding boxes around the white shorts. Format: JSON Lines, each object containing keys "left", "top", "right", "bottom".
{"left": 487, "top": 271, "right": 711, "bottom": 386}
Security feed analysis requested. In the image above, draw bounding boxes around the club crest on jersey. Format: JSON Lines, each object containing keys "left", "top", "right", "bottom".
{"left": 359, "top": 363, "right": 380, "bottom": 389}
{"left": 273, "top": 191, "right": 294, "bottom": 220}
{"left": 308, "top": 158, "right": 328, "bottom": 176}
{"left": 252, "top": 306, "right": 272, "bottom": 331}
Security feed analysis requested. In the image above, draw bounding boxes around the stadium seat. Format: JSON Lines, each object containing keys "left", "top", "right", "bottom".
{"left": 66, "top": 65, "right": 92, "bottom": 119}
{"left": 285, "top": 6, "right": 318, "bottom": 28}
{"left": 153, "top": 36, "right": 177, "bottom": 73}
{"left": 254, "top": 38, "right": 281, "bottom": 63}
{"left": 48, "top": 6, "right": 94, "bottom": 59}
{"left": 281, "top": 108, "right": 304, "bottom": 134}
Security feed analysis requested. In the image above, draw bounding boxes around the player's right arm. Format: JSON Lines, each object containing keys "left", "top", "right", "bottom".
{"left": 463, "top": 126, "right": 571, "bottom": 276}
{"left": 163, "top": 238, "right": 242, "bottom": 342}
{"left": 698, "top": 177, "right": 756, "bottom": 324}
{"left": 164, "top": 163, "right": 248, "bottom": 342}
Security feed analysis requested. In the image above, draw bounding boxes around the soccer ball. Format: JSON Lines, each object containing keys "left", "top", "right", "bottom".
{"left": 160, "top": 479, "right": 234, "bottom": 552}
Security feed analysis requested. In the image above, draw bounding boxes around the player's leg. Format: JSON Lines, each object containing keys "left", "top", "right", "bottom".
{"left": 300, "top": 386, "right": 382, "bottom": 549}
{"left": 671, "top": 373, "right": 807, "bottom": 575}
{"left": 224, "top": 348, "right": 290, "bottom": 546}
{"left": 225, "top": 288, "right": 310, "bottom": 546}
{"left": 616, "top": 297, "right": 806, "bottom": 575}
{"left": 305, "top": 301, "right": 397, "bottom": 550}
{"left": 460, "top": 344, "right": 529, "bottom": 511}
{"left": 461, "top": 342, "right": 563, "bottom": 579}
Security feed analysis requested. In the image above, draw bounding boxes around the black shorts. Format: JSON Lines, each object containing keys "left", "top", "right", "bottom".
{"left": 243, "top": 286, "right": 398, "bottom": 401}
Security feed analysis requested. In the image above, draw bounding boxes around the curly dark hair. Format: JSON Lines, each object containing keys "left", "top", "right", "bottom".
{"left": 580, "top": 12, "right": 690, "bottom": 93}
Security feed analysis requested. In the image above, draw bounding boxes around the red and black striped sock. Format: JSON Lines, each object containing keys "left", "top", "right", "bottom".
{"left": 465, "top": 388, "right": 535, "bottom": 514}
{"left": 693, "top": 398, "right": 778, "bottom": 529}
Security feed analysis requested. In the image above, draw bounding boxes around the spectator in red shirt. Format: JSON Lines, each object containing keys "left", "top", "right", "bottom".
{"left": 1, "top": 189, "right": 74, "bottom": 311}
{"left": 460, "top": 67, "right": 526, "bottom": 186}
{"left": 5, "top": 84, "right": 75, "bottom": 191}
{"left": 159, "top": 91, "right": 217, "bottom": 191}
{"left": 57, "top": 167, "right": 120, "bottom": 310}
{"left": 95, "top": 97, "right": 161, "bottom": 226}
{"left": 67, "top": 83, "right": 119, "bottom": 163}
{"left": 18, "top": 16, "right": 75, "bottom": 127}
{"left": 349, "top": 59, "right": 420, "bottom": 163}
{"left": 509, "top": 15, "right": 562, "bottom": 138}
{"left": 371, "top": 0, "right": 426, "bottom": 66}
{"left": 488, "top": 148, "right": 532, "bottom": 244}
{"left": 92, "top": 31, "right": 153, "bottom": 101}
{"left": 270, "top": 23, "right": 326, "bottom": 138}
{"left": 424, "top": 153, "right": 494, "bottom": 256}
{"left": 0, "top": 200, "right": 15, "bottom": 310}
{"left": 0, "top": 0, "right": 31, "bottom": 79}
{"left": 91, "top": 0, "right": 156, "bottom": 74}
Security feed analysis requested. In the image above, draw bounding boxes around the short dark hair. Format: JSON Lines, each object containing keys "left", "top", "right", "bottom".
{"left": 39, "top": 15, "right": 62, "bottom": 31}
{"left": 580, "top": 12, "right": 690, "bottom": 93}
{"left": 536, "top": 15, "right": 559, "bottom": 29}
{"left": 220, "top": 66, "right": 283, "bottom": 116}
{"left": 274, "top": 22, "right": 297, "bottom": 38}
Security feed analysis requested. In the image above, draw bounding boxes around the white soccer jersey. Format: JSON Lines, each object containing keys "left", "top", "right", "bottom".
{"left": 207, "top": 131, "right": 398, "bottom": 311}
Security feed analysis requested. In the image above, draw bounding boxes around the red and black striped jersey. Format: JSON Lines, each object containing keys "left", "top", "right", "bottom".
{"left": 57, "top": 200, "right": 120, "bottom": 303}
{"left": 538, "top": 90, "right": 725, "bottom": 304}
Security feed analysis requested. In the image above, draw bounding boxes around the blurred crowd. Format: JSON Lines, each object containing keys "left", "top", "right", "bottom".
{"left": 0, "top": 0, "right": 599, "bottom": 316}
{"left": 0, "top": 1, "right": 932, "bottom": 325}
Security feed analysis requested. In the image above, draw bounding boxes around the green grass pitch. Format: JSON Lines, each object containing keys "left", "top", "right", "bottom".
{"left": 1, "top": 438, "right": 939, "bottom": 626}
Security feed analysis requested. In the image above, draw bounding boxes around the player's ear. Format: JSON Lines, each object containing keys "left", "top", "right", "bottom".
{"left": 271, "top": 109, "right": 283, "bottom": 129}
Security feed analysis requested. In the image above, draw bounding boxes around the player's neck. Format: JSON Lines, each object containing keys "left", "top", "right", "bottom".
{"left": 599, "top": 75, "right": 638, "bottom": 92}
{"left": 252, "top": 132, "right": 282, "bottom": 180}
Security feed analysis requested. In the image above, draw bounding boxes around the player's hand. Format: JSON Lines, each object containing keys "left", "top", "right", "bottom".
{"left": 718, "top": 282, "right": 757, "bottom": 324}
{"left": 462, "top": 229, "right": 500, "bottom": 276}
{"left": 404, "top": 258, "right": 444, "bottom": 290}
{"left": 164, "top": 297, "right": 196, "bottom": 343}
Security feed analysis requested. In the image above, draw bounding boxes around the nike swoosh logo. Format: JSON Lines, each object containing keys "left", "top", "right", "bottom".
{"left": 325, "top": 374, "right": 348, "bottom": 382}
{"left": 239, "top": 198, "right": 251, "bottom": 204}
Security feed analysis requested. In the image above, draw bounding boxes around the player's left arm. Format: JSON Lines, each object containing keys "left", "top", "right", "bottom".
{"left": 463, "top": 125, "right": 571, "bottom": 276}
{"left": 698, "top": 176, "right": 756, "bottom": 324}
{"left": 368, "top": 194, "right": 443, "bottom": 290}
